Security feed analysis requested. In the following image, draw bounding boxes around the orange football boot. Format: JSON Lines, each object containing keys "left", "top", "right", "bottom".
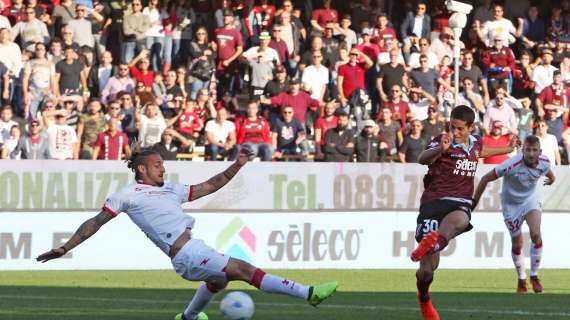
{"left": 411, "top": 232, "right": 439, "bottom": 262}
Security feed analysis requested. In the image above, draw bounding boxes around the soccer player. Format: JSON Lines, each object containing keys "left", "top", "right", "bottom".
{"left": 473, "top": 135, "right": 555, "bottom": 294}
{"left": 36, "top": 147, "right": 338, "bottom": 320}
{"left": 410, "top": 105, "right": 519, "bottom": 320}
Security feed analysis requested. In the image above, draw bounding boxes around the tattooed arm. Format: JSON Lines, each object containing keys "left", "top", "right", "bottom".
{"left": 190, "top": 147, "right": 255, "bottom": 201}
{"left": 36, "top": 211, "right": 115, "bottom": 263}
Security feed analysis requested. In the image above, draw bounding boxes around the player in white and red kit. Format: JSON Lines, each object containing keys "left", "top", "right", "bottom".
{"left": 410, "top": 105, "right": 519, "bottom": 320}
{"left": 36, "top": 147, "right": 338, "bottom": 320}
{"left": 473, "top": 135, "right": 555, "bottom": 294}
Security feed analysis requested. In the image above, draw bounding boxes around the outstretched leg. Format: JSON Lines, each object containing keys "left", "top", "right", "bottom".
{"left": 225, "top": 257, "right": 338, "bottom": 306}
{"left": 180, "top": 280, "right": 227, "bottom": 320}
{"left": 526, "top": 210, "right": 543, "bottom": 293}
{"left": 412, "top": 210, "right": 469, "bottom": 262}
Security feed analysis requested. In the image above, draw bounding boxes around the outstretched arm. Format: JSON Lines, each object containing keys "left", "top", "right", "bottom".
{"left": 480, "top": 135, "right": 520, "bottom": 158}
{"left": 189, "top": 147, "right": 254, "bottom": 201}
{"left": 472, "top": 169, "right": 499, "bottom": 210}
{"left": 36, "top": 211, "right": 114, "bottom": 263}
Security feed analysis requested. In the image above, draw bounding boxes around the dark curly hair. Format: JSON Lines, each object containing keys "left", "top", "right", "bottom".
{"left": 126, "top": 147, "right": 160, "bottom": 180}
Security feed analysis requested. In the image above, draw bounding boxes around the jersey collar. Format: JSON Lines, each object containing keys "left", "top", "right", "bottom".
{"left": 452, "top": 135, "right": 476, "bottom": 154}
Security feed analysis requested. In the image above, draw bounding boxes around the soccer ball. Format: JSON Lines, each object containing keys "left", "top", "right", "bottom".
{"left": 219, "top": 291, "right": 255, "bottom": 320}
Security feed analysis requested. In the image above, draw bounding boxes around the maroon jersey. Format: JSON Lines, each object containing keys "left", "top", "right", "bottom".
{"left": 420, "top": 134, "right": 483, "bottom": 205}
{"left": 215, "top": 27, "right": 244, "bottom": 71}
{"left": 94, "top": 131, "right": 129, "bottom": 160}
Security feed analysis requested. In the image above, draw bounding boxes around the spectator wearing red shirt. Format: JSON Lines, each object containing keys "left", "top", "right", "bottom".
{"left": 176, "top": 100, "right": 203, "bottom": 141}
{"left": 481, "top": 35, "right": 516, "bottom": 94}
{"left": 310, "top": 0, "right": 338, "bottom": 34}
{"left": 337, "top": 48, "right": 373, "bottom": 107}
{"left": 512, "top": 51, "right": 534, "bottom": 98}
{"left": 260, "top": 79, "right": 322, "bottom": 124}
{"left": 355, "top": 28, "right": 381, "bottom": 63}
{"left": 252, "top": 0, "right": 276, "bottom": 36}
{"left": 215, "top": 10, "right": 244, "bottom": 98}
{"left": 377, "top": 84, "right": 412, "bottom": 132}
{"left": 314, "top": 101, "right": 338, "bottom": 146}
{"left": 129, "top": 49, "right": 155, "bottom": 88}
{"left": 536, "top": 71, "right": 570, "bottom": 118}
{"left": 482, "top": 121, "right": 511, "bottom": 164}
{"left": 268, "top": 24, "right": 289, "bottom": 67}
{"left": 372, "top": 13, "right": 397, "bottom": 47}
{"left": 235, "top": 101, "right": 273, "bottom": 161}
{"left": 92, "top": 118, "right": 131, "bottom": 160}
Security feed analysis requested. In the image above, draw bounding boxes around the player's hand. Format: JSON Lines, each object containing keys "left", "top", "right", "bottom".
{"left": 36, "top": 247, "right": 66, "bottom": 263}
{"left": 440, "top": 133, "right": 452, "bottom": 154}
{"left": 543, "top": 178, "right": 554, "bottom": 186}
{"left": 236, "top": 146, "right": 255, "bottom": 165}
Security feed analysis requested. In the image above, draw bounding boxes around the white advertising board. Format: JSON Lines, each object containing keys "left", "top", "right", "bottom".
{"left": 1, "top": 211, "right": 569, "bottom": 270}
{"left": 1, "top": 161, "right": 570, "bottom": 212}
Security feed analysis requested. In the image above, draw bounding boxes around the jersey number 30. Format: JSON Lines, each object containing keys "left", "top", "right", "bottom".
{"left": 420, "top": 219, "right": 439, "bottom": 233}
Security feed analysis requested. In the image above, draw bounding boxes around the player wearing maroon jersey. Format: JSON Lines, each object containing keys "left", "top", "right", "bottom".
{"left": 410, "top": 105, "right": 519, "bottom": 320}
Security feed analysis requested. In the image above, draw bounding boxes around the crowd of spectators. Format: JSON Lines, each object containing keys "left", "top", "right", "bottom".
{"left": 0, "top": 0, "right": 569, "bottom": 165}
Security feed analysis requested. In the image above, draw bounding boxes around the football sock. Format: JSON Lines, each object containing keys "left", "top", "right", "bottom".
{"left": 250, "top": 268, "right": 309, "bottom": 299}
{"left": 511, "top": 248, "right": 526, "bottom": 280}
{"left": 184, "top": 283, "right": 220, "bottom": 320}
{"left": 432, "top": 233, "right": 448, "bottom": 253}
{"left": 416, "top": 272, "right": 433, "bottom": 303}
{"left": 530, "top": 242, "right": 543, "bottom": 277}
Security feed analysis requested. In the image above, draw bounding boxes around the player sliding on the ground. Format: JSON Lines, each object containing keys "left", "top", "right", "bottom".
{"left": 410, "top": 105, "right": 519, "bottom": 320}
{"left": 36, "top": 147, "right": 338, "bottom": 320}
{"left": 473, "top": 135, "right": 555, "bottom": 294}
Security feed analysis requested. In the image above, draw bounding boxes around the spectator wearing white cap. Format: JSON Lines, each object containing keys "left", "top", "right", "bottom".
{"left": 241, "top": 30, "right": 279, "bottom": 100}
{"left": 355, "top": 119, "right": 388, "bottom": 162}
{"left": 532, "top": 49, "right": 559, "bottom": 99}
{"left": 45, "top": 109, "right": 79, "bottom": 160}
{"left": 481, "top": 34, "right": 516, "bottom": 95}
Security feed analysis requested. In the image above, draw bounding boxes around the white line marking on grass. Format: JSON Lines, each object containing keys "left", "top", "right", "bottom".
{"left": 2, "top": 294, "right": 570, "bottom": 318}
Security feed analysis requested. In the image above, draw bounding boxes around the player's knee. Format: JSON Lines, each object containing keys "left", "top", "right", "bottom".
{"left": 417, "top": 267, "right": 434, "bottom": 281}
{"left": 207, "top": 280, "right": 227, "bottom": 292}
{"left": 226, "top": 258, "right": 256, "bottom": 282}
{"left": 530, "top": 232, "right": 542, "bottom": 245}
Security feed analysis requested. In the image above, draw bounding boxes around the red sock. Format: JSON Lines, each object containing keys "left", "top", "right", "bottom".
{"left": 433, "top": 234, "right": 448, "bottom": 252}
{"left": 250, "top": 268, "right": 266, "bottom": 288}
{"left": 512, "top": 247, "right": 522, "bottom": 255}
{"left": 534, "top": 242, "right": 543, "bottom": 249}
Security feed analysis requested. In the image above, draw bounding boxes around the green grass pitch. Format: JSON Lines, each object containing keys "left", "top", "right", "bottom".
{"left": 2, "top": 269, "right": 570, "bottom": 319}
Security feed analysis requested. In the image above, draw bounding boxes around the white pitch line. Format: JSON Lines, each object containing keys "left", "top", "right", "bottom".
{"left": 2, "top": 294, "right": 570, "bottom": 318}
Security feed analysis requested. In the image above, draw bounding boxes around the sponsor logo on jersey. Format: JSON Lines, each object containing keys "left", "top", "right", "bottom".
{"left": 453, "top": 159, "right": 478, "bottom": 176}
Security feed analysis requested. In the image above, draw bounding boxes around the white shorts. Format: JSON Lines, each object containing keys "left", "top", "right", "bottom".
{"left": 502, "top": 198, "right": 541, "bottom": 237}
{"left": 171, "top": 238, "right": 230, "bottom": 282}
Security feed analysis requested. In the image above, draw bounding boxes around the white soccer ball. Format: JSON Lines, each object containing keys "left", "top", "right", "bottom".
{"left": 219, "top": 291, "right": 255, "bottom": 320}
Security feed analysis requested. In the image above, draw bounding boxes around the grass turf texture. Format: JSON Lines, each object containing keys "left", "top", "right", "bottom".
{"left": 2, "top": 269, "right": 570, "bottom": 319}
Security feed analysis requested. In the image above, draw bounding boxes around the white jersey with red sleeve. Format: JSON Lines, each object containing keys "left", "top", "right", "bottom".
{"left": 102, "top": 182, "right": 195, "bottom": 255}
{"left": 494, "top": 153, "right": 551, "bottom": 205}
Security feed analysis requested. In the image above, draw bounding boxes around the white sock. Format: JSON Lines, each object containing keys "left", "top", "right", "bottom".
{"left": 512, "top": 250, "right": 526, "bottom": 280}
{"left": 530, "top": 243, "right": 543, "bottom": 277}
{"left": 184, "top": 283, "right": 218, "bottom": 320}
{"left": 259, "top": 273, "right": 310, "bottom": 300}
